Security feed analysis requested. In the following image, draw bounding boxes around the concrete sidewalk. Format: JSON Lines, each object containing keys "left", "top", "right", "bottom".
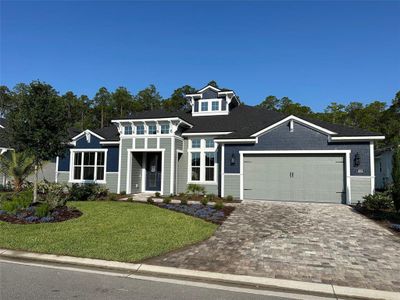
{"left": 1, "top": 248, "right": 399, "bottom": 300}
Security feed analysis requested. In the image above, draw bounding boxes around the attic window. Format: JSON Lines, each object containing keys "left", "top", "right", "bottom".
{"left": 289, "top": 120, "right": 294, "bottom": 132}
{"left": 124, "top": 125, "right": 132, "bottom": 135}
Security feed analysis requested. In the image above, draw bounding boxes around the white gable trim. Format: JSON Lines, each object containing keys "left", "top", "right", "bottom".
{"left": 250, "top": 115, "right": 337, "bottom": 137}
{"left": 330, "top": 136, "right": 385, "bottom": 141}
{"left": 182, "top": 132, "right": 232, "bottom": 137}
{"left": 197, "top": 85, "right": 221, "bottom": 93}
{"left": 72, "top": 129, "right": 105, "bottom": 141}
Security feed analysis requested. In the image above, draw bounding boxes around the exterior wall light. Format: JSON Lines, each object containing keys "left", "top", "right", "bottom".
{"left": 354, "top": 152, "right": 361, "bottom": 167}
{"left": 230, "top": 153, "right": 236, "bottom": 165}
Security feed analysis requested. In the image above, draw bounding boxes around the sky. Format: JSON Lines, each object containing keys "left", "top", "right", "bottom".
{"left": 1, "top": 1, "right": 399, "bottom": 112}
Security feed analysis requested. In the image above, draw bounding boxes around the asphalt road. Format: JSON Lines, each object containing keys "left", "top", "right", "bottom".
{"left": 0, "top": 260, "right": 335, "bottom": 300}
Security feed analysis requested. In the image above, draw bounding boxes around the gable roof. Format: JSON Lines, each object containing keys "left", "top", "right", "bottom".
{"left": 68, "top": 126, "right": 120, "bottom": 142}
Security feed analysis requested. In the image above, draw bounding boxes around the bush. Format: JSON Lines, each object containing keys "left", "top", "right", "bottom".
{"left": 147, "top": 197, "right": 154, "bottom": 204}
{"left": 127, "top": 197, "right": 133, "bottom": 202}
{"left": 225, "top": 195, "right": 234, "bottom": 202}
{"left": 180, "top": 198, "right": 188, "bottom": 205}
{"left": 187, "top": 184, "right": 205, "bottom": 195}
{"left": 155, "top": 192, "right": 161, "bottom": 198}
{"left": 37, "top": 181, "right": 68, "bottom": 209}
{"left": 108, "top": 194, "right": 118, "bottom": 201}
{"left": 206, "top": 193, "right": 216, "bottom": 202}
{"left": 362, "top": 192, "right": 393, "bottom": 211}
{"left": 200, "top": 197, "right": 209, "bottom": 206}
{"left": 214, "top": 200, "right": 224, "bottom": 210}
{"left": 163, "top": 197, "right": 172, "bottom": 204}
{"left": 120, "top": 191, "right": 126, "bottom": 196}
{"left": 68, "top": 184, "right": 109, "bottom": 201}
{"left": 35, "top": 203, "right": 50, "bottom": 218}
{"left": 392, "top": 146, "right": 400, "bottom": 211}
{"left": 0, "top": 191, "right": 32, "bottom": 214}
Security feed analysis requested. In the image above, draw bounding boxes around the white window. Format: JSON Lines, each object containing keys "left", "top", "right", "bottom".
{"left": 191, "top": 138, "right": 201, "bottom": 148}
{"left": 189, "top": 138, "right": 217, "bottom": 183}
{"left": 124, "top": 125, "right": 132, "bottom": 135}
{"left": 148, "top": 124, "right": 157, "bottom": 135}
{"left": 201, "top": 102, "right": 208, "bottom": 111}
{"left": 161, "top": 124, "right": 170, "bottom": 134}
{"left": 72, "top": 151, "right": 106, "bottom": 182}
{"left": 211, "top": 101, "right": 219, "bottom": 111}
{"left": 136, "top": 124, "right": 144, "bottom": 135}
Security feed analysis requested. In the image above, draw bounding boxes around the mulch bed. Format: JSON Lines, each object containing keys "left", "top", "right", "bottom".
{"left": 353, "top": 205, "right": 400, "bottom": 236}
{"left": 155, "top": 203, "right": 235, "bottom": 225}
{"left": 161, "top": 194, "right": 241, "bottom": 203}
{"left": 0, "top": 206, "right": 82, "bottom": 225}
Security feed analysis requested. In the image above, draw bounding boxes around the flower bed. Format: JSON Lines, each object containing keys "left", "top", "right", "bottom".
{"left": 156, "top": 203, "right": 234, "bottom": 224}
{"left": 0, "top": 206, "right": 82, "bottom": 225}
{"left": 353, "top": 205, "right": 400, "bottom": 235}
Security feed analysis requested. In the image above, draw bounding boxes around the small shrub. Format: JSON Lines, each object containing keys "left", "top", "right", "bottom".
{"left": 155, "top": 192, "right": 161, "bottom": 198}
{"left": 37, "top": 181, "right": 68, "bottom": 209}
{"left": 163, "top": 197, "right": 172, "bottom": 204}
{"left": 187, "top": 184, "right": 205, "bottom": 196}
{"left": 127, "top": 197, "right": 133, "bottom": 202}
{"left": 362, "top": 192, "right": 393, "bottom": 211}
{"left": 120, "top": 191, "right": 126, "bottom": 196}
{"left": 109, "top": 194, "right": 118, "bottom": 201}
{"left": 68, "top": 184, "right": 109, "bottom": 201}
{"left": 206, "top": 193, "right": 216, "bottom": 202}
{"left": 180, "top": 198, "right": 188, "bottom": 205}
{"left": 147, "top": 197, "right": 154, "bottom": 204}
{"left": 225, "top": 195, "right": 234, "bottom": 202}
{"left": 214, "top": 200, "right": 224, "bottom": 210}
{"left": 0, "top": 192, "right": 32, "bottom": 213}
{"left": 178, "top": 192, "right": 186, "bottom": 198}
{"left": 200, "top": 197, "right": 209, "bottom": 206}
{"left": 35, "top": 203, "right": 50, "bottom": 218}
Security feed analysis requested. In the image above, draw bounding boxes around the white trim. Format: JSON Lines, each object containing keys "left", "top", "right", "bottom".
{"left": 71, "top": 129, "right": 105, "bottom": 141}
{"left": 126, "top": 149, "right": 165, "bottom": 195}
{"left": 224, "top": 173, "right": 240, "bottom": 175}
{"left": 214, "top": 138, "right": 257, "bottom": 143}
{"left": 170, "top": 137, "right": 175, "bottom": 195}
{"left": 106, "top": 172, "right": 119, "bottom": 174}
{"left": 99, "top": 141, "right": 119, "bottom": 145}
{"left": 69, "top": 149, "right": 108, "bottom": 184}
{"left": 250, "top": 115, "right": 337, "bottom": 137}
{"left": 221, "top": 144, "right": 225, "bottom": 197}
{"left": 117, "top": 138, "right": 122, "bottom": 194}
{"left": 55, "top": 156, "right": 59, "bottom": 183}
{"left": 187, "top": 138, "right": 218, "bottom": 185}
{"left": 238, "top": 150, "right": 351, "bottom": 204}
{"left": 112, "top": 118, "right": 193, "bottom": 129}
{"left": 370, "top": 141, "right": 375, "bottom": 194}
{"left": 330, "top": 136, "right": 385, "bottom": 141}
{"left": 182, "top": 132, "right": 232, "bottom": 137}
{"left": 192, "top": 98, "right": 229, "bottom": 117}
{"left": 197, "top": 85, "right": 221, "bottom": 93}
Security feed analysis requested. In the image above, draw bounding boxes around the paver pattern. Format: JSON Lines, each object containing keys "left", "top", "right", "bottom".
{"left": 147, "top": 201, "right": 400, "bottom": 292}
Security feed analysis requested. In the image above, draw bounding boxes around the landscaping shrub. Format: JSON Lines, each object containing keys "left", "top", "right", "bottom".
{"left": 147, "top": 197, "right": 154, "bottom": 204}
{"left": 206, "top": 193, "right": 216, "bottom": 202}
{"left": 0, "top": 191, "right": 32, "bottom": 213}
{"left": 120, "top": 191, "right": 126, "bottom": 196}
{"left": 392, "top": 145, "right": 400, "bottom": 211}
{"left": 225, "top": 195, "right": 234, "bottom": 202}
{"left": 163, "top": 197, "right": 172, "bottom": 204}
{"left": 108, "top": 194, "right": 118, "bottom": 201}
{"left": 200, "top": 197, "right": 209, "bottom": 206}
{"left": 35, "top": 203, "right": 50, "bottom": 218}
{"left": 362, "top": 192, "right": 393, "bottom": 211}
{"left": 127, "top": 197, "right": 133, "bottom": 202}
{"left": 68, "top": 184, "right": 109, "bottom": 201}
{"left": 37, "top": 181, "right": 68, "bottom": 210}
{"left": 214, "top": 200, "right": 224, "bottom": 210}
{"left": 180, "top": 198, "right": 188, "bottom": 205}
{"left": 155, "top": 192, "right": 161, "bottom": 198}
{"left": 187, "top": 184, "right": 205, "bottom": 196}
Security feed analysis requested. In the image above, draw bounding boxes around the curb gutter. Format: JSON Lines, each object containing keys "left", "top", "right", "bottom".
{"left": 1, "top": 249, "right": 398, "bottom": 300}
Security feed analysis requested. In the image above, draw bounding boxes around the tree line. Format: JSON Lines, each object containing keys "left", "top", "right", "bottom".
{"left": 0, "top": 80, "right": 398, "bottom": 146}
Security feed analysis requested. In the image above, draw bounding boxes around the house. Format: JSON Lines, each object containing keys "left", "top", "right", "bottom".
{"left": 56, "top": 85, "right": 385, "bottom": 204}
{"left": 375, "top": 146, "right": 398, "bottom": 190}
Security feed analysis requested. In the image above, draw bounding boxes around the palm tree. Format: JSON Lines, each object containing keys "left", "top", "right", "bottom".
{"left": 0, "top": 151, "right": 35, "bottom": 192}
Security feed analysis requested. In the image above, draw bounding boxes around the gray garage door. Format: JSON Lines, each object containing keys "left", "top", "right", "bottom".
{"left": 243, "top": 154, "right": 346, "bottom": 203}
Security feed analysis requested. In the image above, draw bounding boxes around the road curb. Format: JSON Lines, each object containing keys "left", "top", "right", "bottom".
{"left": 1, "top": 249, "right": 398, "bottom": 300}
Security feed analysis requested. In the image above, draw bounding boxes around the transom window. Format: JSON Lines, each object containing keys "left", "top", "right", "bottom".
{"left": 136, "top": 124, "right": 144, "bottom": 135}
{"left": 72, "top": 151, "right": 106, "bottom": 182}
{"left": 124, "top": 125, "right": 132, "bottom": 135}
{"left": 148, "top": 124, "right": 157, "bottom": 135}
{"left": 161, "top": 124, "right": 170, "bottom": 134}
{"left": 189, "top": 138, "right": 217, "bottom": 183}
{"left": 211, "top": 101, "right": 219, "bottom": 111}
{"left": 201, "top": 102, "right": 208, "bottom": 112}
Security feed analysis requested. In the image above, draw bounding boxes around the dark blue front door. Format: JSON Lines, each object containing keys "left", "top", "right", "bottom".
{"left": 146, "top": 152, "right": 162, "bottom": 191}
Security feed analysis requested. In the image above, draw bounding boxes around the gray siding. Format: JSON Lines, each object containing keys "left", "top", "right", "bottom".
{"left": 224, "top": 174, "right": 240, "bottom": 198}
{"left": 160, "top": 138, "right": 171, "bottom": 195}
{"left": 57, "top": 172, "right": 69, "bottom": 183}
{"left": 148, "top": 138, "right": 157, "bottom": 149}
{"left": 135, "top": 138, "right": 145, "bottom": 149}
{"left": 351, "top": 177, "right": 372, "bottom": 203}
{"left": 119, "top": 138, "right": 133, "bottom": 193}
{"left": 224, "top": 121, "right": 371, "bottom": 177}
{"left": 28, "top": 161, "right": 56, "bottom": 182}
{"left": 106, "top": 173, "right": 118, "bottom": 193}
{"left": 176, "top": 139, "right": 183, "bottom": 151}
{"left": 131, "top": 153, "right": 142, "bottom": 194}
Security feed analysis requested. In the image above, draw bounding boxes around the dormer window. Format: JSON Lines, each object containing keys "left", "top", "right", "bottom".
{"left": 124, "top": 125, "right": 132, "bottom": 135}
{"left": 136, "top": 124, "right": 145, "bottom": 135}
{"left": 211, "top": 101, "right": 219, "bottom": 111}
{"left": 201, "top": 102, "right": 208, "bottom": 111}
{"left": 148, "top": 124, "right": 157, "bottom": 135}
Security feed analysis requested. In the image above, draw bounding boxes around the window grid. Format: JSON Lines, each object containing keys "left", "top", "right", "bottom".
{"left": 73, "top": 151, "right": 106, "bottom": 182}
{"left": 211, "top": 101, "right": 219, "bottom": 111}
{"left": 124, "top": 125, "right": 133, "bottom": 135}
{"left": 136, "top": 125, "right": 145, "bottom": 135}
{"left": 189, "top": 138, "right": 216, "bottom": 183}
{"left": 148, "top": 124, "right": 157, "bottom": 135}
{"left": 201, "top": 102, "right": 208, "bottom": 112}
{"left": 161, "top": 124, "right": 170, "bottom": 134}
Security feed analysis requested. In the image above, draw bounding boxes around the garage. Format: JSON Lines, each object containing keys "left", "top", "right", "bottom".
{"left": 242, "top": 154, "right": 346, "bottom": 203}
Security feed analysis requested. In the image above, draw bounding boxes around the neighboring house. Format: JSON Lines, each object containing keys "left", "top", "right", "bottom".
{"left": 0, "top": 118, "right": 56, "bottom": 185}
{"left": 56, "top": 85, "right": 384, "bottom": 204}
{"left": 375, "top": 146, "right": 398, "bottom": 190}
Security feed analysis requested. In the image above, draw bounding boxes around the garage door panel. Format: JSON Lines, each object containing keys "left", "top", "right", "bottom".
{"left": 243, "top": 154, "right": 345, "bottom": 203}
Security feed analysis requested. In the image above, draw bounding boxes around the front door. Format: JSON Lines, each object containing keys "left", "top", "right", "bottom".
{"left": 146, "top": 152, "right": 162, "bottom": 191}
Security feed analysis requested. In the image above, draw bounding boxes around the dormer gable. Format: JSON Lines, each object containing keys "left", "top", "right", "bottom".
{"left": 186, "top": 85, "right": 239, "bottom": 117}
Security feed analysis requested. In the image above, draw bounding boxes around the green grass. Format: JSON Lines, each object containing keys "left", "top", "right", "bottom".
{"left": 0, "top": 201, "right": 217, "bottom": 262}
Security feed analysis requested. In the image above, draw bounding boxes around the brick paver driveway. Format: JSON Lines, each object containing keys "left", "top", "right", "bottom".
{"left": 147, "top": 201, "right": 400, "bottom": 292}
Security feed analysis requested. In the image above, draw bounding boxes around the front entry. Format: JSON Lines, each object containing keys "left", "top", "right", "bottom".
{"left": 145, "top": 152, "right": 162, "bottom": 191}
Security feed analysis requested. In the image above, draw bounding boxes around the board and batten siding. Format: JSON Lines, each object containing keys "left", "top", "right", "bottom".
{"left": 119, "top": 138, "right": 133, "bottom": 193}
{"left": 351, "top": 177, "right": 372, "bottom": 203}
{"left": 160, "top": 138, "right": 171, "bottom": 195}
{"left": 106, "top": 173, "right": 118, "bottom": 193}
{"left": 223, "top": 174, "right": 240, "bottom": 198}
{"left": 130, "top": 153, "right": 142, "bottom": 194}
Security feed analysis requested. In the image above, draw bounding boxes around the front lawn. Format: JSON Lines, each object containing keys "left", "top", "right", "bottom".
{"left": 0, "top": 201, "right": 217, "bottom": 262}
